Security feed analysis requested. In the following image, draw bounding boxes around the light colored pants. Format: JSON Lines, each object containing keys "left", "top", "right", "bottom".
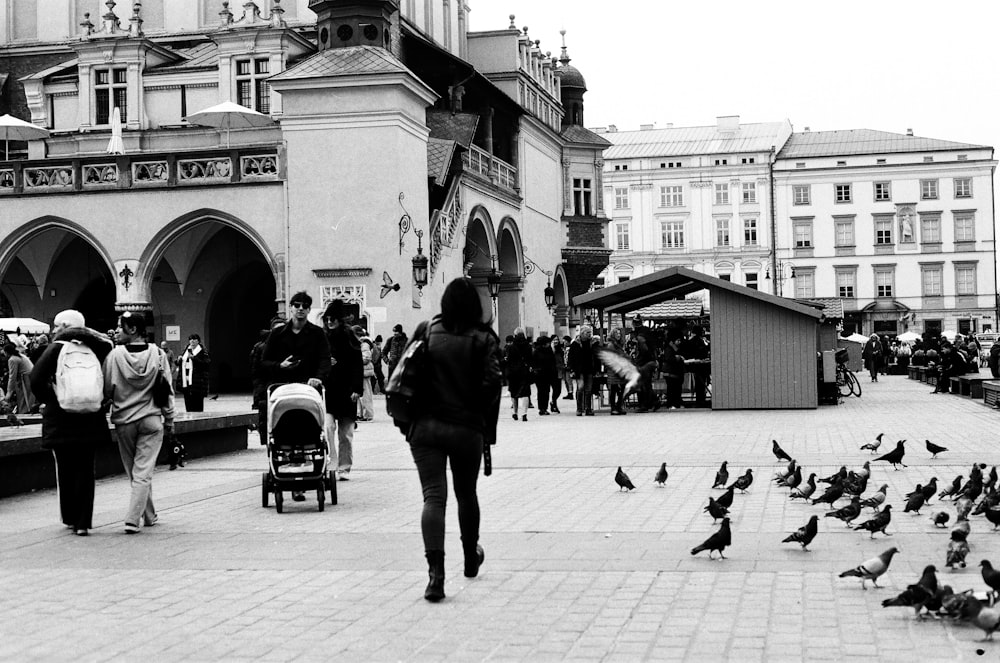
{"left": 115, "top": 414, "right": 164, "bottom": 526}
{"left": 358, "top": 378, "right": 374, "bottom": 420}
{"left": 325, "top": 413, "right": 354, "bottom": 474}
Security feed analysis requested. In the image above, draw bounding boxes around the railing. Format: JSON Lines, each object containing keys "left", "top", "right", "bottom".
{"left": 461, "top": 144, "right": 518, "bottom": 192}
{"left": 0, "top": 147, "right": 280, "bottom": 196}
{"left": 429, "top": 177, "right": 463, "bottom": 279}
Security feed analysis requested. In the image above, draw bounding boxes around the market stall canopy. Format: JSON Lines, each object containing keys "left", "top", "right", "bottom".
{"left": 0, "top": 317, "right": 50, "bottom": 334}
{"left": 897, "top": 331, "right": 921, "bottom": 343}
{"left": 841, "top": 332, "right": 869, "bottom": 344}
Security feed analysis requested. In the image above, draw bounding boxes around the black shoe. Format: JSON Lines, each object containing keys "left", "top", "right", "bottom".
{"left": 576, "top": 411, "right": 583, "bottom": 416}
{"left": 425, "top": 550, "right": 445, "bottom": 602}
{"left": 292, "top": 491, "right": 306, "bottom": 501}
{"left": 551, "top": 406, "right": 560, "bottom": 414}
{"left": 539, "top": 411, "right": 549, "bottom": 415}
{"left": 563, "top": 393, "right": 574, "bottom": 400}
{"left": 521, "top": 414, "right": 527, "bottom": 422}
{"left": 464, "top": 544, "right": 485, "bottom": 578}
{"left": 73, "top": 528, "right": 89, "bottom": 537}
{"left": 584, "top": 411, "right": 594, "bottom": 416}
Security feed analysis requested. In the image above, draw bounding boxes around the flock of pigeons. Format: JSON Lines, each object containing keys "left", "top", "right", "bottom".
{"left": 613, "top": 434, "right": 1000, "bottom": 641}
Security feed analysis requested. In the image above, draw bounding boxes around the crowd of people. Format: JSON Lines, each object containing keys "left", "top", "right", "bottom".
{"left": 857, "top": 330, "right": 995, "bottom": 390}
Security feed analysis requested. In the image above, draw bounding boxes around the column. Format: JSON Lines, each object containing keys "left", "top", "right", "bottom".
{"left": 78, "top": 65, "right": 93, "bottom": 131}
{"left": 562, "top": 157, "right": 572, "bottom": 216}
{"left": 594, "top": 158, "right": 605, "bottom": 216}
{"left": 127, "top": 62, "right": 141, "bottom": 129}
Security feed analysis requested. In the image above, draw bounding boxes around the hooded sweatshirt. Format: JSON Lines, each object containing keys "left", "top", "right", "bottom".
{"left": 104, "top": 342, "right": 175, "bottom": 426}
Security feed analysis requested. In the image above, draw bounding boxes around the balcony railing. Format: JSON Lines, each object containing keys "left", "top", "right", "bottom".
{"left": 0, "top": 147, "right": 281, "bottom": 196}
{"left": 461, "top": 145, "right": 518, "bottom": 192}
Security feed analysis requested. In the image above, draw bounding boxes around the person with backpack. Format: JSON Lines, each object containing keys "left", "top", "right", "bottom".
{"left": 29, "top": 309, "right": 113, "bottom": 537}
{"left": 104, "top": 311, "right": 175, "bottom": 534}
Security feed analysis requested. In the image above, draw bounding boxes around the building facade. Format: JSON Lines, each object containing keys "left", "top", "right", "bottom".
{"left": 0, "top": 0, "right": 610, "bottom": 390}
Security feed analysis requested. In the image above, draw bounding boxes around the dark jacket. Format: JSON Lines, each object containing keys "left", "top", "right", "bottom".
{"left": 250, "top": 339, "right": 268, "bottom": 404}
{"left": 504, "top": 336, "right": 533, "bottom": 393}
{"left": 989, "top": 344, "right": 1000, "bottom": 378}
{"left": 532, "top": 343, "right": 558, "bottom": 381}
{"left": 416, "top": 317, "right": 502, "bottom": 442}
{"left": 260, "top": 321, "right": 332, "bottom": 385}
{"left": 567, "top": 337, "right": 600, "bottom": 376}
{"left": 29, "top": 327, "right": 114, "bottom": 450}
{"left": 862, "top": 339, "right": 882, "bottom": 371}
{"left": 383, "top": 333, "right": 407, "bottom": 367}
{"left": 177, "top": 346, "right": 211, "bottom": 396}
{"left": 324, "top": 325, "right": 364, "bottom": 418}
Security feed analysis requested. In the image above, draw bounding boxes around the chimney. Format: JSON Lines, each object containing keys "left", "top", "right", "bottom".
{"left": 717, "top": 115, "right": 739, "bottom": 132}
{"left": 906, "top": 128, "right": 913, "bottom": 136}
{"left": 608, "top": 124, "right": 618, "bottom": 133}
{"left": 803, "top": 127, "right": 810, "bottom": 132}
{"left": 640, "top": 123, "right": 654, "bottom": 131}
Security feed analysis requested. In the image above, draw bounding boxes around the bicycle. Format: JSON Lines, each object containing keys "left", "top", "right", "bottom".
{"left": 836, "top": 362, "right": 862, "bottom": 398}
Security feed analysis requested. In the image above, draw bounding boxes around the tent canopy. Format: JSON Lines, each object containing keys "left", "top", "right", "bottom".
{"left": 0, "top": 317, "right": 50, "bottom": 334}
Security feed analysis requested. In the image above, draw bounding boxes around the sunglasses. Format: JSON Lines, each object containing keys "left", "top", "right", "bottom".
{"left": 289, "top": 302, "right": 309, "bottom": 309}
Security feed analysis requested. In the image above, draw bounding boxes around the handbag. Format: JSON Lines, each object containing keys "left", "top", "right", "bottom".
{"left": 152, "top": 349, "right": 173, "bottom": 408}
{"left": 385, "top": 321, "right": 429, "bottom": 433}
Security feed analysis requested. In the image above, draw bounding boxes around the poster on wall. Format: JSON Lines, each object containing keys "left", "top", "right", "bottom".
{"left": 164, "top": 325, "right": 180, "bottom": 341}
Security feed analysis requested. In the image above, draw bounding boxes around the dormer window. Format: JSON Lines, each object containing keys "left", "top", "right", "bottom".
{"left": 236, "top": 58, "right": 271, "bottom": 113}
{"left": 95, "top": 67, "right": 127, "bottom": 125}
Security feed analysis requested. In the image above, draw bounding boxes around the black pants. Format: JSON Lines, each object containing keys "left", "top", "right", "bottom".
{"left": 536, "top": 380, "right": 551, "bottom": 413}
{"left": 549, "top": 377, "right": 562, "bottom": 409}
{"left": 184, "top": 391, "right": 204, "bottom": 412}
{"left": 52, "top": 445, "right": 96, "bottom": 529}
{"left": 608, "top": 383, "right": 625, "bottom": 412}
{"left": 373, "top": 364, "right": 385, "bottom": 394}
{"left": 665, "top": 375, "right": 684, "bottom": 408}
{"left": 409, "top": 418, "right": 482, "bottom": 553}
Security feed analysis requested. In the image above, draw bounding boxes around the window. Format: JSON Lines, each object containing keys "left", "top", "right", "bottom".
{"left": 741, "top": 182, "right": 756, "bottom": 203}
{"left": 714, "top": 183, "right": 729, "bottom": 205}
{"left": 920, "top": 179, "right": 938, "bottom": 200}
{"left": 955, "top": 178, "right": 972, "bottom": 198}
{"left": 662, "top": 161, "right": 682, "bottom": 168}
{"left": 954, "top": 213, "right": 975, "bottom": 242}
{"left": 875, "top": 217, "right": 893, "bottom": 245}
{"left": 875, "top": 269, "right": 894, "bottom": 297}
{"left": 793, "top": 220, "right": 812, "bottom": 248}
{"left": 876, "top": 158, "right": 887, "bottom": 165}
{"left": 923, "top": 156, "right": 934, "bottom": 163}
{"left": 794, "top": 270, "right": 815, "bottom": 298}
{"left": 94, "top": 67, "right": 127, "bottom": 126}
{"left": 614, "top": 187, "right": 629, "bottom": 209}
{"left": 745, "top": 273, "right": 759, "bottom": 290}
{"left": 716, "top": 218, "right": 730, "bottom": 246}
{"left": 874, "top": 181, "right": 891, "bottom": 202}
{"left": 920, "top": 215, "right": 941, "bottom": 244}
{"left": 572, "top": 178, "right": 592, "bottom": 216}
{"left": 236, "top": 58, "right": 271, "bottom": 113}
{"left": 615, "top": 223, "right": 630, "bottom": 251}
{"left": 660, "top": 185, "right": 683, "bottom": 207}
{"left": 793, "top": 185, "right": 810, "bottom": 205}
{"left": 743, "top": 218, "right": 758, "bottom": 245}
{"left": 714, "top": 158, "right": 728, "bottom": 166}
{"left": 835, "top": 218, "right": 855, "bottom": 247}
{"left": 956, "top": 264, "right": 977, "bottom": 295}
{"left": 795, "top": 162, "right": 805, "bottom": 168}
{"left": 921, "top": 266, "right": 943, "bottom": 296}
{"left": 837, "top": 160, "right": 847, "bottom": 166}
{"left": 835, "top": 183, "right": 852, "bottom": 203}
{"left": 660, "top": 220, "right": 684, "bottom": 249}
{"left": 741, "top": 157, "right": 755, "bottom": 164}
{"left": 719, "top": 273, "right": 731, "bottom": 282}
{"left": 836, "top": 270, "right": 856, "bottom": 298}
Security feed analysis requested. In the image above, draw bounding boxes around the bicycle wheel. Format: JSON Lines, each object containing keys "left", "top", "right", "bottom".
{"left": 836, "top": 368, "right": 851, "bottom": 397}
{"left": 847, "top": 370, "right": 862, "bottom": 397}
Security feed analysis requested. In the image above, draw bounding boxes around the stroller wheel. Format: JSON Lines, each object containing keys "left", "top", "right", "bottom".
{"left": 318, "top": 486, "right": 325, "bottom": 512}
{"left": 274, "top": 489, "right": 284, "bottom": 514}
{"left": 261, "top": 472, "right": 270, "bottom": 508}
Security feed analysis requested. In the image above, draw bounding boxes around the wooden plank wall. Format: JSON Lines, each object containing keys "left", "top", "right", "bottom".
{"left": 711, "top": 288, "right": 818, "bottom": 409}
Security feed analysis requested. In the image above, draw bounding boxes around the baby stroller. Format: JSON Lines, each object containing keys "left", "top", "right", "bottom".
{"left": 261, "top": 383, "right": 337, "bottom": 512}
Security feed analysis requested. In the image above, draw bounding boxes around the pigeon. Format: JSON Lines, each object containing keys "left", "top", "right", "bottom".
{"left": 811, "top": 482, "right": 845, "bottom": 506}
{"left": 690, "top": 517, "right": 731, "bottom": 559}
{"left": 819, "top": 466, "right": 847, "bottom": 485}
{"left": 727, "top": 469, "right": 754, "bottom": 493}
{"left": 956, "top": 498, "right": 973, "bottom": 522}
{"left": 842, "top": 473, "right": 869, "bottom": 497}
{"left": 825, "top": 496, "right": 862, "bottom": 526}
{"left": 598, "top": 350, "right": 642, "bottom": 400}
{"left": 972, "top": 489, "right": 1000, "bottom": 516}
{"left": 790, "top": 474, "right": 817, "bottom": 500}
{"left": 615, "top": 466, "right": 635, "bottom": 492}
{"left": 931, "top": 512, "right": 950, "bottom": 528}
{"left": 904, "top": 487, "right": 926, "bottom": 515}
{"left": 966, "top": 597, "right": 1000, "bottom": 641}
{"left": 986, "top": 467, "right": 999, "bottom": 492}
{"left": 971, "top": 463, "right": 986, "bottom": 484}
{"left": 984, "top": 507, "right": 1000, "bottom": 530}
{"left": 854, "top": 505, "right": 893, "bottom": 538}
{"left": 779, "top": 467, "right": 803, "bottom": 491}
{"left": 873, "top": 440, "right": 907, "bottom": 470}
{"left": 782, "top": 515, "right": 819, "bottom": 550}
{"left": 925, "top": 439, "right": 948, "bottom": 458}
{"left": 952, "top": 520, "right": 971, "bottom": 539}
{"left": 938, "top": 588, "right": 974, "bottom": 620}
{"left": 839, "top": 547, "right": 899, "bottom": 589}
{"left": 982, "top": 560, "right": 1000, "bottom": 599}
{"left": 881, "top": 565, "right": 939, "bottom": 618}
{"left": 704, "top": 497, "right": 729, "bottom": 522}
{"left": 855, "top": 461, "right": 872, "bottom": 481}
{"left": 920, "top": 478, "right": 938, "bottom": 504}
{"left": 716, "top": 486, "right": 735, "bottom": 510}
{"left": 860, "top": 433, "right": 884, "bottom": 454}
{"left": 654, "top": 463, "right": 668, "bottom": 486}
{"left": 772, "top": 440, "right": 792, "bottom": 462}
{"left": 946, "top": 530, "right": 970, "bottom": 569}
{"left": 959, "top": 477, "right": 984, "bottom": 503}
{"left": 773, "top": 459, "right": 796, "bottom": 482}
{"left": 209, "top": 394, "right": 219, "bottom": 401}
{"left": 939, "top": 475, "right": 963, "bottom": 500}
{"left": 860, "top": 484, "right": 889, "bottom": 510}
{"left": 712, "top": 461, "right": 729, "bottom": 489}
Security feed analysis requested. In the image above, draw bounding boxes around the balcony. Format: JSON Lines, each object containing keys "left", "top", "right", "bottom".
{"left": 0, "top": 146, "right": 282, "bottom": 196}
{"left": 461, "top": 144, "right": 518, "bottom": 192}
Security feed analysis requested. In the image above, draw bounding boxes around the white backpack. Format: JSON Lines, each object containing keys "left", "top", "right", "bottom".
{"left": 53, "top": 340, "right": 105, "bottom": 413}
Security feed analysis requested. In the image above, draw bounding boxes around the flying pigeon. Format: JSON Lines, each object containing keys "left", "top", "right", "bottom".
{"left": 712, "top": 461, "right": 729, "bottom": 489}
{"left": 939, "top": 475, "right": 963, "bottom": 500}
{"left": 873, "top": 440, "right": 907, "bottom": 470}
{"left": 789, "top": 474, "right": 817, "bottom": 500}
{"left": 782, "top": 515, "right": 819, "bottom": 551}
{"left": 839, "top": 547, "right": 899, "bottom": 589}
{"left": 654, "top": 463, "right": 668, "bottom": 487}
{"left": 690, "top": 517, "right": 731, "bottom": 560}
{"left": 881, "top": 565, "right": 939, "bottom": 618}
{"left": 716, "top": 486, "right": 736, "bottom": 510}
{"left": 860, "top": 433, "right": 884, "bottom": 454}
{"left": 854, "top": 505, "right": 893, "bottom": 538}
{"left": 598, "top": 350, "right": 642, "bottom": 400}
{"left": 931, "top": 512, "right": 950, "bottom": 528}
{"left": 966, "top": 596, "right": 1000, "bottom": 641}
{"left": 825, "top": 496, "right": 862, "bottom": 526}
{"left": 925, "top": 439, "right": 948, "bottom": 458}
{"left": 727, "top": 469, "right": 754, "bottom": 493}
{"left": 946, "top": 530, "right": 970, "bottom": 569}
{"left": 704, "top": 497, "right": 729, "bottom": 522}
{"left": 615, "top": 466, "right": 635, "bottom": 492}
{"left": 772, "top": 440, "right": 792, "bottom": 462}
{"left": 904, "top": 487, "right": 926, "bottom": 515}
{"left": 860, "top": 484, "right": 888, "bottom": 510}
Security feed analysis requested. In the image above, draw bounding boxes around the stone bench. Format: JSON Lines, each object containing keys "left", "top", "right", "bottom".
{"left": 907, "top": 366, "right": 921, "bottom": 380}
{"left": 0, "top": 412, "right": 254, "bottom": 498}
{"left": 951, "top": 375, "right": 995, "bottom": 399}
{"left": 983, "top": 382, "right": 1000, "bottom": 408}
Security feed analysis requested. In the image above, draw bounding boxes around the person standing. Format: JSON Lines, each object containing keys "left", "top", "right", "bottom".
{"left": 6, "top": 336, "right": 34, "bottom": 415}
{"left": 29, "top": 310, "right": 113, "bottom": 537}
{"left": 862, "top": 333, "right": 883, "bottom": 383}
{"left": 408, "top": 277, "right": 502, "bottom": 602}
{"left": 680, "top": 325, "right": 710, "bottom": 407}
{"left": 177, "top": 333, "right": 211, "bottom": 412}
{"left": 355, "top": 325, "right": 375, "bottom": 421}
{"left": 604, "top": 328, "right": 628, "bottom": 415}
{"left": 382, "top": 324, "right": 407, "bottom": 381}
{"left": 661, "top": 332, "right": 686, "bottom": 410}
{"left": 561, "top": 335, "right": 575, "bottom": 400}
{"left": 990, "top": 342, "right": 1000, "bottom": 379}
{"left": 504, "top": 328, "right": 533, "bottom": 421}
{"left": 531, "top": 336, "right": 558, "bottom": 415}
{"left": 567, "top": 325, "right": 600, "bottom": 416}
{"left": 371, "top": 334, "right": 385, "bottom": 394}
{"left": 323, "top": 300, "right": 363, "bottom": 480}
{"left": 104, "top": 311, "right": 175, "bottom": 533}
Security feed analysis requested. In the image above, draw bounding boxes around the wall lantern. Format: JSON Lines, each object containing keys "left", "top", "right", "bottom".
{"left": 486, "top": 263, "right": 503, "bottom": 301}
{"left": 543, "top": 280, "right": 556, "bottom": 310}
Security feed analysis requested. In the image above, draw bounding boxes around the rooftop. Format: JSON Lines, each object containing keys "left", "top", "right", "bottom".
{"left": 599, "top": 121, "right": 792, "bottom": 160}
{"left": 779, "top": 129, "right": 990, "bottom": 159}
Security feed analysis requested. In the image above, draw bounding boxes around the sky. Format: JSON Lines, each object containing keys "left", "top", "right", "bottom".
{"left": 469, "top": 0, "right": 1000, "bottom": 153}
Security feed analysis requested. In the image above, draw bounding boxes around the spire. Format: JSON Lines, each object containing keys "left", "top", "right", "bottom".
{"left": 269, "top": 0, "right": 286, "bottom": 27}
{"left": 559, "top": 29, "right": 570, "bottom": 65}
{"left": 80, "top": 12, "right": 95, "bottom": 37}
{"left": 508, "top": 14, "right": 516, "bottom": 29}
{"left": 102, "top": 0, "right": 123, "bottom": 34}
{"left": 128, "top": 2, "right": 144, "bottom": 38}
{"left": 219, "top": 1, "right": 234, "bottom": 26}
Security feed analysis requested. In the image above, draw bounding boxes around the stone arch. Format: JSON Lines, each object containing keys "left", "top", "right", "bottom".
{"left": 495, "top": 216, "right": 525, "bottom": 278}
{"left": 462, "top": 204, "right": 498, "bottom": 269}
{"left": 0, "top": 216, "right": 114, "bottom": 278}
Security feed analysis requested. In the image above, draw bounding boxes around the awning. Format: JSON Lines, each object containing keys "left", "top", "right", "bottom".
{"left": 860, "top": 299, "right": 909, "bottom": 313}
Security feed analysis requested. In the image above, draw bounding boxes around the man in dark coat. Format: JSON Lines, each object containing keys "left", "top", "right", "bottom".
{"left": 29, "top": 309, "right": 113, "bottom": 536}
{"left": 323, "top": 299, "right": 363, "bottom": 480}
{"left": 382, "top": 324, "right": 407, "bottom": 382}
{"left": 567, "top": 325, "right": 600, "bottom": 416}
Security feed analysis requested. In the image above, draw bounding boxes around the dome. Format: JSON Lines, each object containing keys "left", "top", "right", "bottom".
{"left": 557, "top": 64, "right": 587, "bottom": 90}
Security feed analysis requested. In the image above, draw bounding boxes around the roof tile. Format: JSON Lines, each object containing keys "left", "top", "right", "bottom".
{"left": 269, "top": 45, "right": 408, "bottom": 82}
{"left": 779, "top": 129, "right": 989, "bottom": 158}
{"left": 598, "top": 122, "right": 792, "bottom": 159}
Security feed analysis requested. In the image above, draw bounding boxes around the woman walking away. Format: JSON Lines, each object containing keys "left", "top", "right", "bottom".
{"left": 30, "top": 310, "right": 113, "bottom": 536}
{"left": 531, "top": 336, "right": 558, "bottom": 415}
{"left": 505, "top": 328, "right": 532, "bottom": 421}
{"left": 862, "top": 333, "right": 882, "bottom": 383}
{"left": 408, "top": 277, "right": 502, "bottom": 602}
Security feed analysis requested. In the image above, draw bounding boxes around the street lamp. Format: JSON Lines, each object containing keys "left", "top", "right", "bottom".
{"left": 486, "top": 260, "right": 503, "bottom": 301}
{"left": 544, "top": 280, "right": 555, "bottom": 311}
{"left": 523, "top": 247, "right": 555, "bottom": 313}
{"left": 765, "top": 262, "right": 796, "bottom": 296}
{"left": 399, "top": 191, "right": 429, "bottom": 292}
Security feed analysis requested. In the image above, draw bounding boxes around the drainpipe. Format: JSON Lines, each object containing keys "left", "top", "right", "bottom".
{"left": 282, "top": 139, "right": 291, "bottom": 315}
{"left": 992, "top": 154, "right": 998, "bottom": 330}
{"left": 768, "top": 146, "right": 778, "bottom": 296}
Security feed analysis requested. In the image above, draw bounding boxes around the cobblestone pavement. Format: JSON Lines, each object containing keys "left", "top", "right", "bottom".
{"left": 4, "top": 378, "right": 1000, "bottom": 661}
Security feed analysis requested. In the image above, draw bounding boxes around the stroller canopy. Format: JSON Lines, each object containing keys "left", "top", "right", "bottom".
{"left": 268, "top": 383, "right": 325, "bottom": 434}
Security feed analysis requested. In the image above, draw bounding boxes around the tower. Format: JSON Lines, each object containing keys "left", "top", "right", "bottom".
{"left": 308, "top": 0, "right": 398, "bottom": 51}
{"left": 556, "top": 30, "right": 587, "bottom": 128}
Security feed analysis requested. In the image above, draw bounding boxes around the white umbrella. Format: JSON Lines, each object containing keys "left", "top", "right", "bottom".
{"left": 0, "top": 317, "right": 50, "bottom": 334}
{"left": 897, "top": 331, "right": 921, "bottom": 343}
{"left": 106, "top": 106, "right": 125, "bottom": 155}
{"left": 0, "top": 114, "right": 50, "bottom": 160}
{"left": 185, "top": 101, "right": 274, "bottom": 147}
{"left": 841, "top": 332, "right": 869, "bottom": 344}
{"left": 941, "top": 330, "right": 958, "bottom": 340}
